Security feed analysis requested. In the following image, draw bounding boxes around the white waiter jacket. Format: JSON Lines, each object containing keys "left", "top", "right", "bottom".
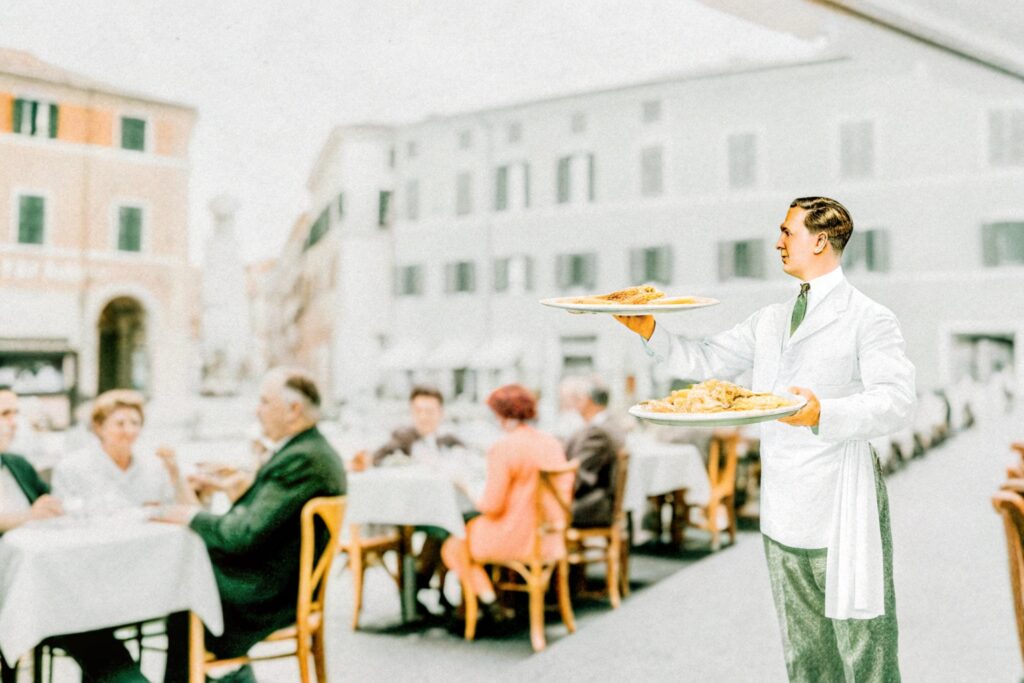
{"left": 644, "top": 269, "right": 916, "bottom": 618}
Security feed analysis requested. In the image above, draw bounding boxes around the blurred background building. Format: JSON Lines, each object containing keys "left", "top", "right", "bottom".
{"left": 262, "top": 0, "right": 1024, "bottom": 418}
{"left": 0, "top": 49, "right": 198, "bottom": 426}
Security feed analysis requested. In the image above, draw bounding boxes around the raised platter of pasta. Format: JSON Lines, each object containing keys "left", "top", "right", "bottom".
{"left": 540, "top": 285, "right": 718, "bottom": 316}
{"left": 628, "top": 379, "right": 806, "bottom": 427}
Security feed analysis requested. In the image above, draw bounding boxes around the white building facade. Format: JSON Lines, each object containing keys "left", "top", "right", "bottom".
{"left": 287, "top": 43, "right": 1024, "bottom": 414}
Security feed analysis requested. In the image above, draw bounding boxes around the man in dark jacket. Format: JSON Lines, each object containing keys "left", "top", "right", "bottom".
{"left": 564, "top": 381, "right": 623, "bottom": 528}
{"left": 0, "top": 387, "right": 147, "bottom": 683}
{"left": 162, "top": 368, "right": 345, "bottom": 683}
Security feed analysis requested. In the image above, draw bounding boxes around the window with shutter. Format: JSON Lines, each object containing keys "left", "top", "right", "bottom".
{"left": 727, "top": 133, "right": 757, "bottom": 189}
{"left": 494, "top": 166, "right": 509, "bottom": 212}
{"left": 405, "top": 180, "right": 419, "bottom": 221}
{"left": 118, "top": 206, "right": 143, "bottom": 252}
{"left": 839, "top": 121, "right": 874, "bottom": 178}
{"left": 556, "top": 157, "right": 571, "bottom": 204}
{"left": 493, "top": 258, "right": 510, "bottom": 292}
{"left": 982, "top": 222, "right": 1024, "bottom": 266}
{"left": 121, "top": 117, "right": 146, "bottom": 151}
{"left": 456, "top": 173, "right": 473, "bottom": 216}
{"left": 989, "top": 109, "right": 1024, "bottom": 166}
{"left": 18, "top": 195, "right": 45, "bottom": 245}
{"left": 587, "top": 154, "right": 596, "bottom": 202}
{"left": 641, "top": 147, "right": 664, "bottom": 197}
{"left": 378, "top": 191, "right": 392, "bottom": 228}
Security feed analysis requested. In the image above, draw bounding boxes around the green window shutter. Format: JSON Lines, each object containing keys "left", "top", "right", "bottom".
{"left": 658, "top": 245, "right": 674, "bottom": 284}
{"left": 494, "top": 258, "right": 509, "bottom": 292}
{"left": 337, "top": 192, "right": 345, "bottom": 220}
{"left": 583, "top": 253, "right": 597, "bottom": 289}
{"left": 524, "top": 256, "right": 534, "bottom": 291}
{"left": 982, "top": 224, "right": 999, "bottom": 266}
{"left": 18, "top": 195, "right": 45, "bottom": 244}
{"left": 556, "top": 157, "right": 571, "bottom": 204}
{"left": 378, "top": 191, "right": 392, "bottom": 227}
{"left": 717, "top": 242, "right": 733, "bottom": 281}
{"left": 12, "top": 98, "right": 23, "bottom": 134}
{"left": 587, "top": 153, "right": 596, "bottom": 202}
{"left": 48, "top": 104, "right": 59, "bottom": 138}
{"left": 494, "top": 166, "right": 508, "bottom": 211}
{"left": 522, "top": 163, "right": 531, "bottom": 209}
{"left": 118, "top": 206, "right": 143, "bottom": 252}
{"left": 121, "top": 117, "right": 146, "bottom": 151}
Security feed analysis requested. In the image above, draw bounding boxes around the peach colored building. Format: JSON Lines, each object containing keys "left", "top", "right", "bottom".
{"left": 0, "top": 49, "right": 197, "bottom": 424}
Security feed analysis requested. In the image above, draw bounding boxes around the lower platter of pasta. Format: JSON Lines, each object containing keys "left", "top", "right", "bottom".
{"left": 628, "top": 379, "right": 806, "bottom": 427}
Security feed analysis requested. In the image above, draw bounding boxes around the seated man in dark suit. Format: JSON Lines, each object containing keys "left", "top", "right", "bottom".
{"left": 564, "top": 380, "right": 623, "bottom": 528}
{"left": 160, "top": 368, "right": 346, "bottom": 683}
{"left": 0, "top": 387, "right": 148, "bottom": 683}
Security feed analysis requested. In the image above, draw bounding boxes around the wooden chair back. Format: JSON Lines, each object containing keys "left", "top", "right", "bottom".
{"left": 708, "top": 430, "right": 740, "bottom": 495}
{"left": 611, "top": 449, "right": 630, "bottom": 523}
{"left": 993, "top": 486, "right": 1024, "bottom": 665}
{"left": 298, "top": 496, "right": 347, "bottom": 627}
{"left": 532, "top": 461, "right": 580, "bottom": 563}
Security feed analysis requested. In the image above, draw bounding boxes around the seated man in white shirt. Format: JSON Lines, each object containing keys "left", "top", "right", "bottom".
{"left": 0, "top": 387, "right": 148, "bottom": 683}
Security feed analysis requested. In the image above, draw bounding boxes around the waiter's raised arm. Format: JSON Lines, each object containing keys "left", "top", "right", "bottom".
{"left": 614, "top": 311, "right": 760, "bottom": 383}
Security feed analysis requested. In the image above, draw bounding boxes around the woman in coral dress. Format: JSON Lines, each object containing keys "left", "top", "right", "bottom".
{"left": 441, "top": 384, "right": 568, "bottom": 609}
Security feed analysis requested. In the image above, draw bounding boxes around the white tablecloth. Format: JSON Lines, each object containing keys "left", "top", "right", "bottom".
{"left": 346, "top": 468, "right": 469, "bottom": 537}
{"left": 624, "top": 440, "right": 711, "bottom": 515}
{"left": 0, "top": 514, "right": 223, "bottom": 663}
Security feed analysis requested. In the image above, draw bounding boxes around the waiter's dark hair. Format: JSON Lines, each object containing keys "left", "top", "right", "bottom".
{"left": 409, "top": 385, "right": 444, "bottom": 405}
{"left": 790, "top": 197, "right": 854, "bottom": 254}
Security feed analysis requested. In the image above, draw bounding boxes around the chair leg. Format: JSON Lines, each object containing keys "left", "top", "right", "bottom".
{"left": 312, "top": 630, "right": 327, "bottom": 683}
{"left": 556, "top": 559, "right": 576, "bottom": 633}
{"left": 350, "top": 549, "right": 365, "bottom": 630}
{"left": 709, "top": 505, "right": 721, "bottom": 551}
{"left": 528, "top": 568, "right": 547, "bottom": 652}
{"left": 296, "top": 638, "right": 312, "bottom": 683}
{"left": 727, "top": 496, "right": 738, "bottom": 545}
{"left": 606, "top": 537, "right": 621, "bottom": 609}
{"left": 463, "top": 578, "right": 479, "bottom": 641}
{"left": 188, "top": 613, "right": 206, "bottom": 683}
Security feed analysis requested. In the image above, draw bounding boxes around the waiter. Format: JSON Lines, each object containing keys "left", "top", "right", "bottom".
{"left": 616, "top": 197, "right": 914, "bottom": 681}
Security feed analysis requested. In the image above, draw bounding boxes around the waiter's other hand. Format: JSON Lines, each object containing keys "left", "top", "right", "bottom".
{"left": 778, "top": 386, "right": 820, "bottom": 427}
{"left": 613, "top": 315, "right": 655, "bottom": 341}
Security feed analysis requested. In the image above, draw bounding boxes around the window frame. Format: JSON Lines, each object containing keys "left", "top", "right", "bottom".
{"left": 111, "top": 201, "right": 148, "bottom": 254}
{"left": 13, "top": 189, "right": 51, "bottom": 246}
{"left": 117, "top": 112, "right": 151, "bottom": 153}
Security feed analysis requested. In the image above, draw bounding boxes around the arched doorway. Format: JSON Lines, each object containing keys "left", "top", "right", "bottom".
{"left": 97, "top": 297, "right": 148, "bottom": 394}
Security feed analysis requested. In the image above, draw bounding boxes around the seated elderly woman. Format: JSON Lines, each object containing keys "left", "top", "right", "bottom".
{"left": 441, "top": 384, "right": 568, "bottom": 620}
{"left": 52, "top": 389, "right": 196, "bottom": 508}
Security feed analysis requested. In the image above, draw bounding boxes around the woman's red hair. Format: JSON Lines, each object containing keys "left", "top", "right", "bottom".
{"left": 486, "top": 384, "right": 537, "bottom": 421}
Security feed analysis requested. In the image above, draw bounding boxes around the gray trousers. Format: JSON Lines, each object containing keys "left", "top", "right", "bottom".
{"left": 763, "top": 455, "right": 900, "bottom": 683}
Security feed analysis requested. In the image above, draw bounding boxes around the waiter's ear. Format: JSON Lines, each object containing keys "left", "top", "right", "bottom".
{"left": 813, "top": 233, "right": 827, "bottom": 255}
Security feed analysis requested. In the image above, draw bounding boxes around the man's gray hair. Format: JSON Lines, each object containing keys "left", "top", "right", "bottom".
{"left": 266, "top": 366, "right": 321, "bottom": 421}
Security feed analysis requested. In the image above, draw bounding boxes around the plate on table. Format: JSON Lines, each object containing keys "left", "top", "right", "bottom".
{"left": 628, "top": 391, "right": 807, "bottom": 427}
{"left": 540, "top": 295, "right": 719, "bottom": 316}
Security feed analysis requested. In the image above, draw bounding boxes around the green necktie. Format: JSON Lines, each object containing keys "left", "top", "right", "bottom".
{"left": 790, "top": 283, "right": 810, "bottom": 336}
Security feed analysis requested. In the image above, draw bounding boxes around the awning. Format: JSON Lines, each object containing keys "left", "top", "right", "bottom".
{"left": 424, "top": 338, "right": 477, "bottom": 369}
{"left": 471, "top": 336, "right": 524, "bottom": 368}
{"left": 378, "top": 340, "right": 428, "bottom": 370}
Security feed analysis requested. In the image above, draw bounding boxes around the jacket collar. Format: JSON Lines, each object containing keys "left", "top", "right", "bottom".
{"left": 788, "top": 278, "right": 853, "bottom": 347}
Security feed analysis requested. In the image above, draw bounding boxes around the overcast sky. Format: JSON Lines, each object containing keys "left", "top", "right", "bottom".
{"left": 1, "top": 1, "right": 818, "bottom": 264}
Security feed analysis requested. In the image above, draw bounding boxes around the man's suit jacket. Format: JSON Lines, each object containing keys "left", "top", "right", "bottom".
{"left": 371, "top": 426, "right": 464, "bottom": 466}
{"left": 189, "top": 426, "right": 345, "bottom": 645}
{"left": 564, "top": 420, "right": 623, "bottom": 528}
{"left": 0, "top": 452, "right": 48, "bottom": 504}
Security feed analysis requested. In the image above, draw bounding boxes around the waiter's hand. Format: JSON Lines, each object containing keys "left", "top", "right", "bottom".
{"left": 150, "top": 504, "right": 199, "bottom": 525}
{"left": 613, "top": 315, "right": 655, "bottom": 341}
{"left": 778, "top": 386, "right": 820, "bottom": 427}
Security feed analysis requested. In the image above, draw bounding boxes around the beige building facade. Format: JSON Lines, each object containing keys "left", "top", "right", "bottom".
{"left": 0, "top": 49, "right": 197, "bottom": 424}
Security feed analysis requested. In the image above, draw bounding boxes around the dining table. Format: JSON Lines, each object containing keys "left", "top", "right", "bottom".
{"left": 0, "top": 509, "right": 223, "bottom": 669}
{"left": 623, "top": 436, "right": 712, "bottom": 538}
{"left": 346, "top": 466, "right": 479, "bottom": 622}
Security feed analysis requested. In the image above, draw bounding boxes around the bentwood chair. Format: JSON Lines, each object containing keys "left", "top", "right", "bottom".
{"left": 567, "top": 450, "right": 630, "bottom": 607}
{"left": 459, "top": 461, "right": 579, "bottom": 652}
{"left": 188, "top": 496, "right": 346, "bottom": 683}
{"left": 343, "top": 525, "right": 405, "bottom": 629}
{"left": 679, "top": 430, "right": 740, "bottom": 551}
{"left": 992, "top": 481, "right": 1024, "bottom": 666}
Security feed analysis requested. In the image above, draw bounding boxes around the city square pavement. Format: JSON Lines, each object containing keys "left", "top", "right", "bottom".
{"left": 30, "top": 404, "right": 1024, "bottom": 683}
